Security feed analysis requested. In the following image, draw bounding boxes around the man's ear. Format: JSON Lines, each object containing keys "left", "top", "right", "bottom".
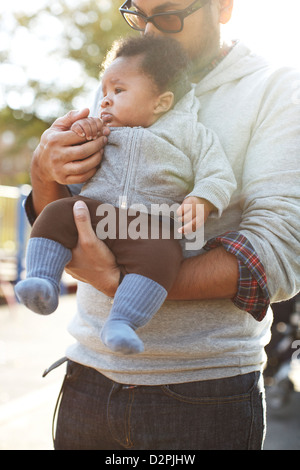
{"left": 154, "top": 91, "right": 174, "bottom": 115}
{"left": 219, "top": 0, "right": 234, "bottom": 24}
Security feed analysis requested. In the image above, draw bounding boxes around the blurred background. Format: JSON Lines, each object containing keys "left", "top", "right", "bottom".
{"left": 1, "top": 0, "right": 300, "bottom": 283}
{"left": 0, "top": 0, "right": 299, "bottom": 450}
{"left": 1, "top": 0, "right": 300, "bottom": 187}
{"left": 0, "top": 0, "right": 130, "bottom": 284}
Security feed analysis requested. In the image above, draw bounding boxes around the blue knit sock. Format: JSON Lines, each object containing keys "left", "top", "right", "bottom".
{"left": 101, "top": 273, "right": 167, "bottom": 354}
{"left": 15, "top": 238, "right": 72, "bottom": 315}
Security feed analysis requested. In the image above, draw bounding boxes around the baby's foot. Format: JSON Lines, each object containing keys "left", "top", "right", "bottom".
{"left": 15, "top": 278, "right": 59, "bottom": 315}
{"left": 101, "top": 321, "right": 144, "bottom": 354}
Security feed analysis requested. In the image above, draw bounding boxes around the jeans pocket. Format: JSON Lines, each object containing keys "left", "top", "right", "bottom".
{"left": 161, "top": 372, "right": 259, "bottom": 404}
{"left": 159, "top": 372, "right": 265, "bottom": 450}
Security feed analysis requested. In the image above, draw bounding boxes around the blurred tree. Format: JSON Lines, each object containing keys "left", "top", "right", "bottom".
{"left": 0, "top": 0, "right": 133, "bottom": 186}
{"left": 0, "top": 107, "right": 48, "bottom": 186}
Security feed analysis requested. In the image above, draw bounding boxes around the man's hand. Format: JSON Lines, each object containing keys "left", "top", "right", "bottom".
{"left": 34, "top": 108, "right": 110, "bottom": 186}
{"left": 65, "top": 200, "right": 120, "bottom": 297}
{"left": 31, "top": 108, "right": 110, "bottom": 215}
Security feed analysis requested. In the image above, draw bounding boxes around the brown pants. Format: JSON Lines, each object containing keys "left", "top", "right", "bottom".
{"left": 31, "top": 196, "right": 182, "bottom": 291}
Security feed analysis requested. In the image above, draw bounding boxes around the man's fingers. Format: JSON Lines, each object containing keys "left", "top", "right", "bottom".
{"left": 48, "top": 132, "right": 108, "bottom": 156}
{"left": 72, "top": 200, "right": 114, "bottom": 258}
{"left": 39, "top": 109, "right": 110, "bottom": 186}
{"left": 50, "top": 143, "right": 105, "bottom": 185}
{"left": 52, "top": 108, "right": 90, "bottom": 132}
{"left": 64, "top": 149, "right": 102, "bottom": 176}
{"left": 73, "top": 201, "right": 96, "bottom": 245}
{"left": 70, "top": 134, "right": 108, "bottom": 159}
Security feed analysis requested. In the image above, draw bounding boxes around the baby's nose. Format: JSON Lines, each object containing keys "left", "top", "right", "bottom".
{"left": 101, "top": 96, "right": 111, "bottom": 108}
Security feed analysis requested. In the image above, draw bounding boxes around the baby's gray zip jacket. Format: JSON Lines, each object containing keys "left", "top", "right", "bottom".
{"left": 81, "top": 88, "right": 236, "bottom": 218}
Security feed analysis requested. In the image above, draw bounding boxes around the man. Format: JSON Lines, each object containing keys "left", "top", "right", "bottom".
{"left": 26, "top": 0, "right": 300, "bottom": 450}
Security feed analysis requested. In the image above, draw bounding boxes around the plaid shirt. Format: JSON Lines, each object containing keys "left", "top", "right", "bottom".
{"left": 205, "top": 232, "right": 270, "bottom": 322}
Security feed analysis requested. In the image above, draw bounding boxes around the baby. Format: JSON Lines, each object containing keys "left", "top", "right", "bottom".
{"left": 15, "top": 36, "right": 236, "bottom": 354}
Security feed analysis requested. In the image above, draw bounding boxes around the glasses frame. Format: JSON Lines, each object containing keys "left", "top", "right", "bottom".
{"left": 119, "top": 0, "right": 210, "bottom": 34}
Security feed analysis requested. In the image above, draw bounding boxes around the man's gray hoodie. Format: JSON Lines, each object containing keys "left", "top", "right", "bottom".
{"left": 66, "top": 42, "right": 300, "bottom": 385}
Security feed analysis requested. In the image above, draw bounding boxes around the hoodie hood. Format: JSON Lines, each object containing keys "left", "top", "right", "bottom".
{"left": 194, "top": 42, "right": 271, "bottom": 96}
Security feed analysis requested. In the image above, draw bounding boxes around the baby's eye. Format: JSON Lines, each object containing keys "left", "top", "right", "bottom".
{"left": 115, "top": 88, "right": 123, "bottom": 94}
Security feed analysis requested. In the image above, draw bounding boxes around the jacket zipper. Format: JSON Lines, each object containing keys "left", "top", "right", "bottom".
{"left": 120, "top": 129, "right": 138, "bottom": 209}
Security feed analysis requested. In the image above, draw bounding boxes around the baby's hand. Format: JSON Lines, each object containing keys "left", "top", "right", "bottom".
{"left": 176, "top": 196, "right": 215, "bottom": 234}
{"left": 71, "top": 117, "right": 103, "bottom": 141}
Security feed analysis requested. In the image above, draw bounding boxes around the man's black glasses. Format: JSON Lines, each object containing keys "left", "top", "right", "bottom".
{"left": 119, "top": 0, "right": 210, "bottom": 34}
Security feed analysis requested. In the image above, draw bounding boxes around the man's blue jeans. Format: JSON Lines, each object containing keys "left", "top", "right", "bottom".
{"left": 54, "top": 361, "right": 266, "bottom": 450}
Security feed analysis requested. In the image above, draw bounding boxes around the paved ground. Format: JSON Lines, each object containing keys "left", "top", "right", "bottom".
{"left": 0, "top": 293, "right": 299, "bottom": 450}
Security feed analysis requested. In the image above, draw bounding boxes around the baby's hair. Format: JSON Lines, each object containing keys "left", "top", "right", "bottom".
{"left": 101, "top": 36, "right": 191, "bottom": 103}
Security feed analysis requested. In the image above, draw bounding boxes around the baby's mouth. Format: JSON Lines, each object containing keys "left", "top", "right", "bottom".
{"left": 101, "top": 112, "right": 113, "bottom": 124}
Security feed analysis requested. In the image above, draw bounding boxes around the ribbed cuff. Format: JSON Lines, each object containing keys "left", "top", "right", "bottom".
{"left": 26, "top": 237, "right": 72, "bottom": 285}
{"left": 110, "top": 273, "right": 167, "bottom": 329}
{"left": 204, "top": 231, "right": 270, "bottom": 321}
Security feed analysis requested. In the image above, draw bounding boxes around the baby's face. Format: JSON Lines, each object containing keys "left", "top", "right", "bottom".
{"left": 100, "top": 56, "right": 160, "bottom": 128}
